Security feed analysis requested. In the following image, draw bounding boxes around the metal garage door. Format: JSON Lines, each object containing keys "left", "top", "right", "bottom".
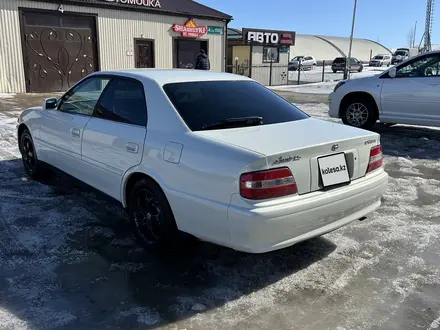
{"left": 21, "top": 11, "right": 99, "bottom": 93}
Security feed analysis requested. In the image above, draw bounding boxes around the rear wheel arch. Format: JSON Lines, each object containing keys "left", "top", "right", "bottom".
{"left": 123, "top": 172, "right": 166, "bottom": 208}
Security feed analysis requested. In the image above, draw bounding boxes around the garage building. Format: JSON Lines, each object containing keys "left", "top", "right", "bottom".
{"left": 0, "top": 0, "right": 232, "bottom": 93}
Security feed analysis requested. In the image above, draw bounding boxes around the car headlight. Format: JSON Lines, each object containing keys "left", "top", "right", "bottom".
{"left": 333, "top": 81, "right": 346, "bottom": 92}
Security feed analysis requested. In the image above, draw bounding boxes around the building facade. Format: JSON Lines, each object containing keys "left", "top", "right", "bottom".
{"left": 227, "top": 28, "right": 296, "bottom": 86}
{"left": 0, "top": 0, "right": 231, "bottom": 93}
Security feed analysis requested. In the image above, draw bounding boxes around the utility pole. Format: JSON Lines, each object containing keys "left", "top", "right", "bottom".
{"left": 344, "top": 0, "right": 358, "bottom": 80}
{"left": 413, "top": 21, "right": 417, "bottom": 47}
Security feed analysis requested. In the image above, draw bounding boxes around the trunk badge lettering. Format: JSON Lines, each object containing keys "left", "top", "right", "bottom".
{"left": 365, "top": 139, "right": 376, "bottom": 145}
{"left": 331, "top": 144, "right": 339, "bottom": 151}
{"left": 272, "top": 155, "right": 301, "bottom": 165}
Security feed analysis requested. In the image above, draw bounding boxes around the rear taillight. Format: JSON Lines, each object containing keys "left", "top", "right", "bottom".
{"left": 367, "top": 145, "right": 383, "bottom": 173}
{"left": 240, "top": 167, "right": 298, "bottom": 200}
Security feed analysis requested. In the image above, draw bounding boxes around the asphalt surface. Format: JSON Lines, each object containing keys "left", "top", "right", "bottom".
{"left": 1, "top": 93, "right": 440, "bottom": 330}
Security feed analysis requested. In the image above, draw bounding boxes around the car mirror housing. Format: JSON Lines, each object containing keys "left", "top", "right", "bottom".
{"left": 42, "top": 98, "right": 58, "bottom": 110}
{"left": 388, "top": 67, "right": 397, "bottom": 78}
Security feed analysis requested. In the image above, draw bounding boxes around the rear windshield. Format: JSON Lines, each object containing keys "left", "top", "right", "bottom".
{"left": 163, "top": 81, "right": 309, "bottom": 131}
{"left": 374, "top": 56, "right": 383, "bottom": 59}
{"left": 333, "top": 57, "right": 345, "bottom": 63}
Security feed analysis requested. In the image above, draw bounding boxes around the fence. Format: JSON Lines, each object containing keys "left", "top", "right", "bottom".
{"left": 226, "top": 60, "right": 348, "bottom": 86}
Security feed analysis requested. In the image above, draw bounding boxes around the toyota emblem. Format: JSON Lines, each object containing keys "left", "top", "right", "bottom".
{"left": 331, "top": 144, "right": 339, "bottom": 151}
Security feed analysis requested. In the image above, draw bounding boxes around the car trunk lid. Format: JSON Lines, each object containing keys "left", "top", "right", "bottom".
{"left": 194, "top": 118, "right": 380, "bottom": 194}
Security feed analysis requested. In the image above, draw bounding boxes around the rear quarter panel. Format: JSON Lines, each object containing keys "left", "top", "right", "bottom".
{"left": 124, "top": 129, "right": 266, "bottom": 247}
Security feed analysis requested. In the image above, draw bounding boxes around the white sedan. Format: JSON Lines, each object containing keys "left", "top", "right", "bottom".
{"left": 17, "top": 69, "right": 388, "bottom": 254}
{"left": 329, "top": 50, "right": 440, "bottom": 130}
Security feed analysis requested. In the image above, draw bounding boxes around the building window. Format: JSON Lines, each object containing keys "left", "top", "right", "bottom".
{"left": 263, "top": 47, "right": 279, "bottom": 63}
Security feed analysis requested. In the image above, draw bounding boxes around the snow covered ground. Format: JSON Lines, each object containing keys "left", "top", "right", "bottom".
{"left": 274, "top": 66, "right": 388, "bottom": 94}
{"left": 1, "top": 94, "right": 440, "bottom": 329}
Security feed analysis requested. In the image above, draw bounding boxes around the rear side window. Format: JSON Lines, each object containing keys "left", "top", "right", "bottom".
{"left": 95, "top": 78, "right": 147, "bottom": 126}
{"left": 163, "top": 81, "right": 309, "bottom": 131}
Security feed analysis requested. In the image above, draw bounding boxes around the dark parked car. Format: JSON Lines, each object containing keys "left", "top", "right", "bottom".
{"left": 331, "top": 57, "right": 363, "bottom": 73}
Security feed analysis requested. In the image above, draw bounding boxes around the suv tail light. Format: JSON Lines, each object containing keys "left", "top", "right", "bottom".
{"left": 367, "top": 145, "right": 383, "bottom": 173}
{"left": 240, "top": 167, "right": 298, "bottom": 200}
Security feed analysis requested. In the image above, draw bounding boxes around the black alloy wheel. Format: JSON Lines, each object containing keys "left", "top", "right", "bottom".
{"left": 133, "top": 188, "right": 163, "bottom": 244}
{"left": 128, "top": 178, "right": 189, "bottom": 252}
{"left": 19, "top": 129, "right": 40, "bottom": 177}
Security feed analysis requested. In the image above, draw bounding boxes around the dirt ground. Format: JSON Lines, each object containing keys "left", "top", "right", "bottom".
{"left": 1, "top": 92, "right": 440, "bottom": 330}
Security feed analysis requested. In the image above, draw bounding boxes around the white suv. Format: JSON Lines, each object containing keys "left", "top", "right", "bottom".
{"left": 369, "top": 54, "right": 391, "bottom": 67}
{"left": 329, "top": 50, "right": 440, "bottom": 130}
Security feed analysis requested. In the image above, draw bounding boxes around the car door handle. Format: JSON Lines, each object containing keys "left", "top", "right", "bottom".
{"left": 71, "top": 128, "right": 81, "bottom": 138}
{"left": 126, "top": 143, "right": 139, "bottom": 154}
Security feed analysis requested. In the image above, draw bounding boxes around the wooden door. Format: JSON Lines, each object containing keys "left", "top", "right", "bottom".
{"left": 134, "top": 40, "right": 154, "bottom": 68}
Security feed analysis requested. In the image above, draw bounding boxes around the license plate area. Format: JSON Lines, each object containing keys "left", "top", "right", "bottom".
{"left": 317, "top": 152, "right": 350, "bottom": 187}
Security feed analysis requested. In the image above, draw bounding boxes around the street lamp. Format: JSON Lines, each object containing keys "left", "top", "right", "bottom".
{"left": 344, "top": 0, "right": 358, "bottom": 80}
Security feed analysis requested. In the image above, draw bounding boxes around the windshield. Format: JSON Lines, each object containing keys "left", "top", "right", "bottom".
{"left": 374, "top": 56, "right": 383, "bottom": 59}
{"left": 291, "top": 56, "right": 304, "bottom": 61}
{"left": 163, "top": 81, "right": 309, "bottom": 131}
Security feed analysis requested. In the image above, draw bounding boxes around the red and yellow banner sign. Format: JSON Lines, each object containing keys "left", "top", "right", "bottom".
{"left": 172, "top": 19, "right": 207, "bottom": 38}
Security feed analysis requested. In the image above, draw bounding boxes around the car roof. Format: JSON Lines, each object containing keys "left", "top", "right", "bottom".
{"left": 88, "top": 69, "right": 252, "bottom": 85}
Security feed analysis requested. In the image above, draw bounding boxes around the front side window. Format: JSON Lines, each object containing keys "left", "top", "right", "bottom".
{"left": 397, "top": 55, "right": 440, "bottom": 78}
{"left": 58, "top": 77, "right": 110, "bottom": 116}
{"left": 163, "top": 80, "right": 309, "bottom": 131}
{"left": 263, "top": 47, "right": 279, "bottom": 63}
{"left": 94, "top": 78, "right": 147, "bottom": 126}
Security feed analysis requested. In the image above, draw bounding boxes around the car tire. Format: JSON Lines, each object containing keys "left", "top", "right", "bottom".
{"left": 341, "top": 96, "right": 377, "bottom": 130}
{"left": 127, "top": 177, "right": 192, "bottom": 253}
{"left": 333, "top": 70, "right": 337, "bottom": 73}
{"left": 19, "top": 128, "right": 44, "bottom": 179}
{"left": 358, "top": 66, "right": 363, "bottom": 72}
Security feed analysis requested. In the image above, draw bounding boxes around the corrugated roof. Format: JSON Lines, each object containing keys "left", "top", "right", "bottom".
{"left": 34, "top": 0, "right": 232, "bottom": 20}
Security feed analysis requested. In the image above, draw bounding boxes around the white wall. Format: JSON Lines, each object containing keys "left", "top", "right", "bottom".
{"left": 321, "top": 36, "right": 391, "bottom": 62}
{"left": 289, "top": 34, "right": 392, "bottom": 63}
{"left": 0, "top": 0, "right": 226, "bottom": 93}
{"left": 289, "top": 35, "right": 343, "bottom": 62}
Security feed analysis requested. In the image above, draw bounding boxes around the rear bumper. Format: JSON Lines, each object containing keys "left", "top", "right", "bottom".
{"left": 227, "top": 170, "right": 388, "bottom": 253}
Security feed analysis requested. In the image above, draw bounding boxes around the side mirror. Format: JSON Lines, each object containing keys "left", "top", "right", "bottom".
{"left": 388, "top": 67, "right": 397, "bottom": 78}
{"left": 42, "top": 98, "right": 57, "bottom": 110}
